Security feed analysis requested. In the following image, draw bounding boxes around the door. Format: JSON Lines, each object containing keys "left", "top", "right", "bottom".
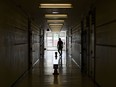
{"left": 81, "top": 20, "right": 88, "bottom": 73}
{"left": 88, "top": 9, "right": 96, "bottom": 79}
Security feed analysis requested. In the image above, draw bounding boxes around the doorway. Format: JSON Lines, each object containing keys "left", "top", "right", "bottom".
{"left": 45, "top": 31, "right": 66, "bottom": 51}
{"left": 88, "top": 9, "right": 96, "bottom": 79}
{"left": 81, "top": 8, "right": 96, "bottom": 80}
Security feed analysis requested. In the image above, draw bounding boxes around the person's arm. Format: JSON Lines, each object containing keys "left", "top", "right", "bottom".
{"left": 62, "top": 41, "right": 63, "bottom": 48}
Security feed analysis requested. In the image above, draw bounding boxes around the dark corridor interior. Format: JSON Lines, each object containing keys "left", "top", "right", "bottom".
{"left": 0, "top": 0, "right": 116, "bottom": 87}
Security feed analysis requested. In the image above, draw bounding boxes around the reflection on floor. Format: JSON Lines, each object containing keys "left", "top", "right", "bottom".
{"left": 14, "top": 51, "right": 98, "bottom": 87}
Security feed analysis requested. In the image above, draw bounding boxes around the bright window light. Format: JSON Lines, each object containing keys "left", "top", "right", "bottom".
{"left": 39, "top": 4, "right": 72, "bottom": 8}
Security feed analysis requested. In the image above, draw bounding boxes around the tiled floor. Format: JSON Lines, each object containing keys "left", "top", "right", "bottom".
{"left": 14, "top": 51, "right": 98, "bottom": 87}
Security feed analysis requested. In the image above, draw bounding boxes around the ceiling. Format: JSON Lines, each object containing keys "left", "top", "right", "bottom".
{"left": 13, "top": 0, "right": 95, "bottom": 31}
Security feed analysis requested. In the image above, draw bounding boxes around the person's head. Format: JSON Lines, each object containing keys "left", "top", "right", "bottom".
{"left": 59, "top": 38, "right": 61, "bottom": 41}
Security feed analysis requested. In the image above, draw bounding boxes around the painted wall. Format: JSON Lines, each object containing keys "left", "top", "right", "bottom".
{"left": 71, "top": 0, "right": 116, "bottom": 87}
{"left": 96, "top": 0, "right": 116, "bottom": 87}
{"left": 72, "top": 26, "right": 81, "bottom": 67}
{"left": 0, "top": 0, "right": 40, "bottom": 87}
{"left": 31, "top": 23, "right": 40, "bottom": 64}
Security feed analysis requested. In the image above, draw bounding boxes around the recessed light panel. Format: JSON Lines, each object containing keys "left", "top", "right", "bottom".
{"left": 50, "top": 27, "right": 61, "bottom": 32}
{"left": 50, "top": 25, "right": 62, "bottom": 28}
{"left": 49, "top": 24, "right": 63, "bottom": 26}
{"left": 47, "top": 20, "right": 64, "bottom": 23}
{"left": 45, "top": 14, "right": 68, "bottom": 18}
{"left": 39, "top": 4, "right": 72, "bottom": 8}
{"left": 52, "top": 12, "right": 59, "bottom": 14}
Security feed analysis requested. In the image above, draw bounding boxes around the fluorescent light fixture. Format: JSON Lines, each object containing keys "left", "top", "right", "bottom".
{"left": 51, "top": 29, "right": 60, "bottom": 32}
{"left": 49, "top": 24, "right": 63, "bottom": 32}
{"left": 45, "top": 14, "right": 68, "bottom": 18}
{"left": 50, "top": 25, "right": 62, "bottom": 28}
{"left": 50, "top": 27, "right": 61, "bottom": 29}
{"left": 49, "top": 24, "right": 63, "bottom": 26}
{"left": 39, "top": 4, "right": 72, "bottom": 8}
{"left": 50, "top": 27, "right": 61, "bottom": 32}
{"left": 47, "top": 20, "right": 64, "bottom": 23}
{"left": 52, "top": 12, "right": 59, "bottom": 14}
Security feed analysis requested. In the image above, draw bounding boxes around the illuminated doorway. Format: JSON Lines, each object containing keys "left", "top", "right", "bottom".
{"left": 45, "top": 31, "right": 66, "bottom": 51}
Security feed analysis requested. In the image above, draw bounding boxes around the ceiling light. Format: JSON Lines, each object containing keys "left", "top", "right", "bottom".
{"left": 50, "top": 25, "right": 62, "bottom": 28}
{"left": 49, "top": 24, "right": 63, "bottom": 32}
{"left": 50, "top": 27, "right": 61, "bottom": 32}
{"left": 52, "top": 12, "right": 59, "bottom": 14}
{"left": 45, "top": 14, "right": 68, "bottom": 18}
{"left": 39, "top": 4, "right": 72, "bottom": 8}
{"left": 47, "top": 20, "right": 64, "bottom": 23}
{"left": 49, "top": 24, "right": 63, "bottom": 26}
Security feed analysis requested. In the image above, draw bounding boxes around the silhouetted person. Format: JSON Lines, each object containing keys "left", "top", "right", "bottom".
{"left": 57, "top": 38, "right": 63, "bottom": 56}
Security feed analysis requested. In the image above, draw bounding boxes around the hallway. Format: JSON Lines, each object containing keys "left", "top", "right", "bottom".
{"left": 1, "top": 0, "right": 116, "bottom": 87}
{"left": 14, "top": 51, "right": 98, "bottom": 87}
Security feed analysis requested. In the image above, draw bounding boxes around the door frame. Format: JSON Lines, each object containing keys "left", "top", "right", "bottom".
{"left": 81, "top": 8, "right": 96, "bottom": 80}
{"left": 88, "top": 8, "right": 96, "bottom": 80}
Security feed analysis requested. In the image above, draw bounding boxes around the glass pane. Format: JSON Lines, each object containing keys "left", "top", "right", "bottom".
{"left": 59, "top": 32, "right": 65, "bottom": 37}
{"left": 47, "top": 37, "right": 52, "bottom": 46}
{"left": 47, "top": 32, "right": 52, "bottom": 37}
{"left": 53, "top": 33, "right": 58, "bottom": 46}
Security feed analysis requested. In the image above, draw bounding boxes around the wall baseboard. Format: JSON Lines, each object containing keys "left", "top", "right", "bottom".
{"left": 72, "top": 58, "right": 80, "bottom": 68}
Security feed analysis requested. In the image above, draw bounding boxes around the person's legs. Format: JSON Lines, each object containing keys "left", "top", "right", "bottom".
{"left": 60, "top": 48, "right": 62, "bottom": 56}
{"left": 58, "top": 48, "right": 62, "bottom": 55}
{"left": 58, "top": 48, "right": 60, "bottom": 55}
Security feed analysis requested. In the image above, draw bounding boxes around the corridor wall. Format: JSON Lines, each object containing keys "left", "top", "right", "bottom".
{"left": 72, "top": 26, "right": 81, "bottom": 68}
{"left": 70, "top": 0, "right": 116, "bottom": 87}
{"left": 31, "top": 23, "right": 40, "bottom": 65}
{"left": 0, "top": 0, "right": 40, "bottom": 87}
{"left": 96, "top": 0, "right": 116, "bottom": 87}
{"left": 71, "top": 0, "right": 95, "bottom": 70}
{"left": 0, "top": 1, "right": 28, "bottom": 87}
